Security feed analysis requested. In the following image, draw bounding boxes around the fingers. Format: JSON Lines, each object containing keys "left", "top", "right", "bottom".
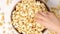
{"left": 34, "top": 11, "right": 50, "bottom": 24}
{"left": 46, "top": 12, "right": 58, "bottom": 21}
{"left": 35, "top": 16, "right": 44, "bottom": 22}
{"left": 38, "top": 11, "right": 52, "bottom": 18}
{"left": 35, "top": 11, "right": 48, "bottom": 22}
{"left": 46, "top": 12, "right": 55, "bottom": 17}
{"left": 38, "top": 11, "right": 46, "bottom": 17}
{"left": 34, "top": 11, "right": 52, "bottom": 25}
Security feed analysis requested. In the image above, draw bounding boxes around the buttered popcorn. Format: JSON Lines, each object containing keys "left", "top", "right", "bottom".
{"left": 11, "top": 0, "right": 56, "bottom": 34}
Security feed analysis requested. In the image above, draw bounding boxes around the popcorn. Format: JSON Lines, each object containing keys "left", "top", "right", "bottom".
{"left": 11, "top": 0, "right": 57, "bottom": 34}
{"left": 11, "top": 0, "right": 46, "bottom": 34}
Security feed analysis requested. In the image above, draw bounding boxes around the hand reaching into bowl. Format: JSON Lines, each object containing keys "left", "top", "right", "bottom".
{"left": 35, "top": 11, "right": 60, "bottom": 34}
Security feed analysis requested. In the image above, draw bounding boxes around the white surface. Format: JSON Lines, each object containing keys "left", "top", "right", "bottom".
{"left": 47, "top": 0, "right": 60, "bottom": 7}
{"left": 4, "top": 0, "right": 21, "bottom": 23}
{"left": 42, "top": 0, "right": 60, "bottom": 8}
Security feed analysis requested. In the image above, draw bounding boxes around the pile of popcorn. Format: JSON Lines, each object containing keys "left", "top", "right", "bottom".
{"left": 11, "top": 0, "right": 56, "bottom": 34}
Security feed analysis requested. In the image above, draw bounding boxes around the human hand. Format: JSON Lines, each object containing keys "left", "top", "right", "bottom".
{"left": 35, "top": 11, "right": 60, "bottom": 34}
